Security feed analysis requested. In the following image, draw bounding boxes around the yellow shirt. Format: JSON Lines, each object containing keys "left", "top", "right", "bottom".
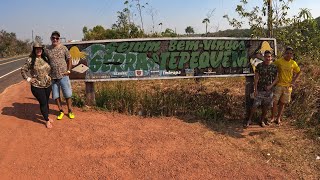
{"left": 273, "top": 57, "right": 300, "bottom": 87}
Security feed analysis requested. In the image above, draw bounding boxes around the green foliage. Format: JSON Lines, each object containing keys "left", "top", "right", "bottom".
{"left": 95, "top": 82, "right": 138, "bottom": 114}
{"left": 161, "top": 28, "right": 177, "bottom": 37}
{"left": 72, "top": 93, "right": 85, "bottom": 108}
{"left": 83, "top": 7, "right": 145, "bottom": 40}
{"left": 185, "top": 26, "right": 195, "bottom": 35}
{"left": 196, "top": 106, "right": 223, "bottom": 122}
{"left": 202, "top": 18, "right": 210, "bottom": 34}
{"left": 0, "top": 30, "right": 30, "bottom": 58}
{"left": 224, "top": 0, "right": 320, "bottom": 59}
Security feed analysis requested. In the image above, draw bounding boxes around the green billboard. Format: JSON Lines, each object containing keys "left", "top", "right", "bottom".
{"left": 65, "top": 37, "right": 276, "bottom": 80}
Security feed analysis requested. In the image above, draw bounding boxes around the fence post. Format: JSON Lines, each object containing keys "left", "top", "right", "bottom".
{"left": 85, "top": 82, "right": 96, "bottom": 106}
{"left": 245, "top": 76, "right": 254, "bottom": 117}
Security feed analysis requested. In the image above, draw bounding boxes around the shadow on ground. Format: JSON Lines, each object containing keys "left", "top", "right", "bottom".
{"left": 1, "top": 102, "right": 60, "bottom": 125}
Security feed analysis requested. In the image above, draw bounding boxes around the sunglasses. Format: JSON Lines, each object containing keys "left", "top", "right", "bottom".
{"left": 51, "top": 37, "right": 60, "bottom": 40}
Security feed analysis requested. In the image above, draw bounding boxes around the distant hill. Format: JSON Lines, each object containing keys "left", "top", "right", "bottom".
{"left": 209, "top": 29, "right": 251, "bottom": 37}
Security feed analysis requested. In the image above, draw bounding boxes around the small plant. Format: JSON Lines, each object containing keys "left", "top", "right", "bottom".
{"left": 72, "top": 93, "right": 85, "bottom": 108}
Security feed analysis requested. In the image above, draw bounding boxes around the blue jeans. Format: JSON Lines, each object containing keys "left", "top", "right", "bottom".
{"left": 52, "top": 76, "right": 72, "bottom": 100}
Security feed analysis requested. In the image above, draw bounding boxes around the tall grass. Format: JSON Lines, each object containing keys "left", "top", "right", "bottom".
{"left": 94, "top": 79, "right": 244, "bottom": 121}
{"left": 96, "top": 82, "right": 138, "bottom": 114}
{"left": 72, "top": 59, "right": 320, "bottom": 137}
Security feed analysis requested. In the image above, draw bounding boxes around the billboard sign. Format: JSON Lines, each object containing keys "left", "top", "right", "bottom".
{"left": 65, "top": 37, "right": 276, "bottom": 81}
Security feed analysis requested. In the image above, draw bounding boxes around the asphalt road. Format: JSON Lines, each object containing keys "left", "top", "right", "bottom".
{"left": 0, "top": 56, "right": 28, "bottom": 94}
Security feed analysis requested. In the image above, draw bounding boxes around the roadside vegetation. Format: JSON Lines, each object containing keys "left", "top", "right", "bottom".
{"left": 0, "top": 30, "right": 30, "bottom": 58}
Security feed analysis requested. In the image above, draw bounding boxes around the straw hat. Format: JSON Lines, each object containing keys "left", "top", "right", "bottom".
{"left": 33, "top": 42, "right": 44, "bottom": 48}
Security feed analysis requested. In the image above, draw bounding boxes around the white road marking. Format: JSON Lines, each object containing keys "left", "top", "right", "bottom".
{"left": 0, "top": 68, "right": 21, "bottom": 79}
{"left": 0, "top": 57, "right": 27, "bottom": 66}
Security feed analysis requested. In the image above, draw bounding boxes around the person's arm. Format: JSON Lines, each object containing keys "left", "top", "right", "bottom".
{"left": 67, "top": 57, "right": 72, "bottom": 74}
{"left": 21, "top": 58, "right": 32, "bottom": 82}
{"left": 64, "top": 46, "right": 72, "bottom": 75}
{"left": 291, "top": 62, "right": 301, "bottom": 87}
{"left": 292, "top": 71, "right": 301, "bottom": 87}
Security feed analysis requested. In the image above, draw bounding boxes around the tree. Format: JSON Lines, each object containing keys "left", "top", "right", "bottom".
{"left": 185, "top": 26, "right": 195, "bottom": 35}
{"left": 158, "top": 22, "right": 163, "bottom": 33}
{"left": 202, "top": 18, "right": 210, "bottom": 35}
{"left": 83, "top": 25, "right": 106, "bottom": 40}
{"left": 82, "top": 26, "right": 88, "bottom": 34}
{"left": 223, "top": 0, "right": 320, "bottom": 57}
{"left": 202, "top": 9, "right": 215, "bottom": 35}
{"left": 0, "top": 30, "right": 30, "bottom": 58}
{"left": 161, "top": 28, "right": 177, "bottom": 37}
{"left": 82, "top": 6, "right": 144, "bottom": 40}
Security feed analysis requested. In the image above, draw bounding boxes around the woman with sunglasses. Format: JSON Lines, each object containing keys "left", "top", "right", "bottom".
{"left": 21, "top": 42, "right": 53, "bottom": 128}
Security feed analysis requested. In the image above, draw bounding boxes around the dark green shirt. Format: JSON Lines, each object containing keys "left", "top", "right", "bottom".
{"left": 256, "top": 62, "right": 278, "bottom": 91}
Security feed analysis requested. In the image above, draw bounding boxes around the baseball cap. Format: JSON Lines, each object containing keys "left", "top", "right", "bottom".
{"left": 51, "top": 31, "right": 60, "bottom": 37}
{"left": 285, "top": 46, "right": 293, "bottom": 51}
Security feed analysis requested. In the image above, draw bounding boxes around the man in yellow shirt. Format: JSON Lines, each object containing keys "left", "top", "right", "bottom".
{"left": 271, "top": 47, "right": 301, "bottom": 125}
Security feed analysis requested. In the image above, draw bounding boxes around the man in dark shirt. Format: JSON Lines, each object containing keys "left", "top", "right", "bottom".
{"left": 244, "top": 50, "right": 278, "bottom": 128}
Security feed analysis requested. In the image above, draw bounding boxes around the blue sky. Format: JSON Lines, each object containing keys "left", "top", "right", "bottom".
{"left": 1, "top": 0, "right": 320, "bottom": 44}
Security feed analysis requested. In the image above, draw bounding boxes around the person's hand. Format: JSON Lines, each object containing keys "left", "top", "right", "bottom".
{"left": 63, "top": 70, "right": 71, "bottom": 76}
{"left": 254, "top": 90, "right": 258, "bottom": 98}
{"left": 30, "top": 78, "right": 38, "bottom": 84}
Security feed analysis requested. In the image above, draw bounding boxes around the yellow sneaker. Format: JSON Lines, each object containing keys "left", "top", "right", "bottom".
{"left": 57, "top": 111, "right": 64, "bottom": 120}
{"left": 68, "top": 112, "right": 75, "bottom": 119}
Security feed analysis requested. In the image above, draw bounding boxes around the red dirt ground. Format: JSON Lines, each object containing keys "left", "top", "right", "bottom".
{"left": 0, "top": 81, "right": 296, "bottom": 179}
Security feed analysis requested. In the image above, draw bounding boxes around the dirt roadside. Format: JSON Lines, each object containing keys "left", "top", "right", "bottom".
{"left": 0, "top": 81, "right": 305, "bottom": 179}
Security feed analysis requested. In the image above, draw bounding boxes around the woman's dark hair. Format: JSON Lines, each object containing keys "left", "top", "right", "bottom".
{"left": 29, "top": 47, "right": 50, "bottom": 69}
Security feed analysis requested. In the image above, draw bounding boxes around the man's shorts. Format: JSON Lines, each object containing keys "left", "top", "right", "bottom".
{"left": 273, "top": 85, "right": 292, "bottom": 104}
{"left": 252, "top": 91, "right": 273, "bottom": 108}
{"left": 52, "top": 76, "right": 73, "bottom": 100}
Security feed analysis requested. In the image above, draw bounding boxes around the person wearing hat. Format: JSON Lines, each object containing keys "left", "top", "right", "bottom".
{"left": 271, "top": 46, "right": 301, "bottom": 125}
{"left": 21, "top": 42, "right": 53, "bottom": 128}
{"left": 45, "top": 31, "right": 75, "bottom": 120}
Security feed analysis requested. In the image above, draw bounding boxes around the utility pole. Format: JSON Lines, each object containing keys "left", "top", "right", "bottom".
{"left": 267, "top": 0, "right": 273, "bottom": 38}
{"left": 32, "top": 30, "right": 34, "bottom": 43}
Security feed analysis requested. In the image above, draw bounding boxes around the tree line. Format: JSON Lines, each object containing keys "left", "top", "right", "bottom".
{"left": 0, "top": 30, "right": 30, "bottom": 58}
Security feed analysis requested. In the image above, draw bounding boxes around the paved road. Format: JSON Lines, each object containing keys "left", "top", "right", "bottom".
{"left": 0, "top": 56, "right": 28, "bottom": 94}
